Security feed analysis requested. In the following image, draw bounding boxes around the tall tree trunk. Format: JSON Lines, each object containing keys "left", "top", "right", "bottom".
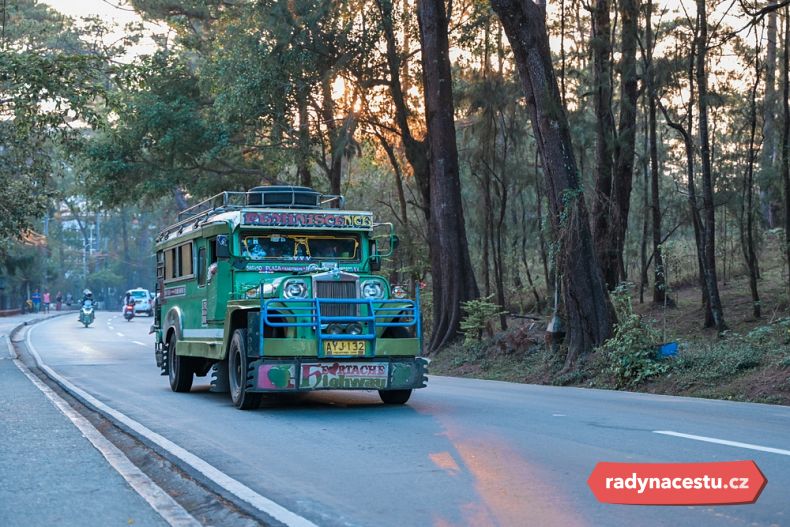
{"left": 482, "top": 170, "right": 493, "bottom": 297}
{"left": 320, "top": 77, "right": 343, "bottom": 198}
{"left": 761, "top": 10, "right": 778, "bottom": 227}
{"left": 377, "top": 0, "right": 431, "bottom": 221}
{"left": 782, "top": 6, "right": 790, "bottom": 295}
{"left": 492, "top": 0, "right": 613, "bottom": 365}
{"left": 377, "top": 134, "right": 409, "bottom": 228}
{"left": 590, "top": 0, "right": 618, "bottom": 289}
{"left": 296, "top": 88, "right": 312, "bottom": 188}
{"left": 687, "top": 29, "right": 714, "bottom": 326}
{"left": 640, "top": 102, "right": 649, "bottom": 304}
{"left": 493, "top": 111, "right": 512, "bottom": 330}
{"left": 645, "top": 0, "right": 665, "bottom": 304}
{"left": 418, "top": 0, "right": 480, "bottom": 352}
{"left": 520, "top": 191, "right": 544, "bottom": 309}
{"left": 649, "top": 93, "right": 666, "bottom": 304}
{"left": 744, "top": 40, "right": 762, "bottom": 318}
{"left": 377, "top": 133, "right": 414, "bottom": 286}
{"left": 695, "top": 0, "right": 727, "bottom": 331}
{"left": 535, "top": 150, "right": 553, "bottom": 300}
{"left": 611, "top": 0, "right": 639, "bottom": 287}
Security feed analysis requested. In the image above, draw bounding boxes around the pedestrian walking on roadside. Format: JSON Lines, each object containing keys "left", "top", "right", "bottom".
{"left": 42, "top": 290, "right": 51, "bottom": 313}
{"left": 31, "top": 289, "right": 41, "bottom": 313}
{"left": 55, "top": 291, "right": 63, "bottom": 311}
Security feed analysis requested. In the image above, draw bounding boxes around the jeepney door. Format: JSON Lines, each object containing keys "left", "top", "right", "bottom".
{"left": 203, "top": 236, "right": 231, "bottom": 323}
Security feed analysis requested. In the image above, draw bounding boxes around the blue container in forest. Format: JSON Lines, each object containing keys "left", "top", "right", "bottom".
{"left": 657, "top": 341, "right": 678, "bottom": 358}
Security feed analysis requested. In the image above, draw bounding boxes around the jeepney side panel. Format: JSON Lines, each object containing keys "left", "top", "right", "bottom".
{"left": 162, "top": 305, "right": 184, "bottom": 344}
{"left": 201, "top": 222, "right": 233, "bottom": 323}
{"left": 159, "top": 234, "right": 218, "bottom": 359}
{"left": 220, "top": 304, "right": 256, "bottom": 361}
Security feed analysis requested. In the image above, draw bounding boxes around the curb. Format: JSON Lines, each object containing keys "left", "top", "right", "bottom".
{"left": 17, "top": 315, "right": 317, "bottom": 527}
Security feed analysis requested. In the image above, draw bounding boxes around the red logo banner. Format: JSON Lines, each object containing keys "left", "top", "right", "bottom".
{"left": 588, "top": 461, "right": 766, "bottom": 505}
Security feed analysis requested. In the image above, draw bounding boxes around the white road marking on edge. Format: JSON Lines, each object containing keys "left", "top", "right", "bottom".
{"left": 117, "top": 332, "right": 125, "bottom": 337}
{"left": 5, "top": 335, "right": 199, "bottom": 527}
{"left": 26, "top": 321, "right": 318, "bottom": 527}
{"left": 654, "top": 430, "right": 790, "bottom": 456}
{"left": 132, "top": 341, "right": 147, "bottom": 347}
{"left": 3, "top": 335, "right": 15, "bottom": 359}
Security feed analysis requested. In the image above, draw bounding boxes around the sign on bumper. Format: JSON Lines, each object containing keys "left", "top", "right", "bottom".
{"left": 255, "top": 359, "right": 427, "bottom": 392}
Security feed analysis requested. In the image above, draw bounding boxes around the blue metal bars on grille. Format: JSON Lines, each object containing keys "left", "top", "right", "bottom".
{"left": 259, "top": 291, "right": 422, "bottom": 357}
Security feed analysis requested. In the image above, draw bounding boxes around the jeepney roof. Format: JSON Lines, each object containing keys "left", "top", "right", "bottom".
{"left": 155, "top": 208, "right": 374, "bottom": 248}
{"left": 155, "top": 188, "right": 376, "bottom": 247}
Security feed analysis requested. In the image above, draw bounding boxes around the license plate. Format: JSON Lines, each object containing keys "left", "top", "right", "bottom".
{"left": 324, "top": 340, "right": 366, "bottom": 356}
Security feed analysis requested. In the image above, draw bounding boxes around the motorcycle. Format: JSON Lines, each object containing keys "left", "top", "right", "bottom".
{"left": 79, "top": 300, "right": 95, "bottom": 328}
{"left": 123, "top": 301, "right": 136, "bottom": 322}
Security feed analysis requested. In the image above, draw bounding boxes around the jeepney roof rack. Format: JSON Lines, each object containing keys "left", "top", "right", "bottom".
{"left": 156, "top": 186, "right": 345, "bottom": 241}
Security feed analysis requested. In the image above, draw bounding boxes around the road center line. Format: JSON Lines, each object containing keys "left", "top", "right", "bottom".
{"left": 117, "top": 332, "right": 125, "bottom": 337}
{"left": 26, "top": 321, "right": 318, "bottom": 527}
{"left": 654, "top": 430, "right": 790, "bottom": 456}
{"left": 132, "top": 341, "right": 147, "bottom": 347}
{"left": 7, "top": 334, "right": 199, "bottom": 527}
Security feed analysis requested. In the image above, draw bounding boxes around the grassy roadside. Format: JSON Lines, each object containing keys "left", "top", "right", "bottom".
{"left": 428, "top": 263, "right": 790, "bottom": 405}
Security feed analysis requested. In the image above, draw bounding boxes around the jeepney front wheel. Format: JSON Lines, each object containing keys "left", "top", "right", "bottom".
{"left": 168, "top": 332, "right": 194, "bottom": 393}
{"left": 379, "top": 389, "right": 412, "bottom": 405}
{"left": 229, "top": 329, "right": 262, "bottom": 410}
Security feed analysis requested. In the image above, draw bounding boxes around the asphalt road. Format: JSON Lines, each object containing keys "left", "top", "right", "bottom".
{"left": 23, "top": 313, "right": 790, "bottom": 527}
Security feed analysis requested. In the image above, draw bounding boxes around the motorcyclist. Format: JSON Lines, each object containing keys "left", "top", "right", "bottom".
{"left": 78, "top": 289, "right": 93, "bottom": 321}
{"left": 123, "top": 291, "right": 136, "bottom": 318}
{"left": 81, "top": 289, "right": 93, "bottom": 306}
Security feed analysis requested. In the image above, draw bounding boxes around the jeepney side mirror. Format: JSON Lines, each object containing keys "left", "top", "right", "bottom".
{"left": 391, "top": 234, "right": 400, "bottom": 251}
{"left": 369, "top": 240, "right": 381, "bottom": 271}
{"left": 216, "top": 235, "right": 230, "bottom": 259}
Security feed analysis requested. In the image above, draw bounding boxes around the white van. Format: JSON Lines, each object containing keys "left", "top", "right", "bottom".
{"left": 125, "top": 288, "right": 153, "bottom": 316}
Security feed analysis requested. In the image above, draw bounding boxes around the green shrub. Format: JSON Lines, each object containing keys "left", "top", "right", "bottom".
{"left": 460, "top": 295, "right": 507, "bottom": 344}
{"left": 674, "top": 337, "right": 762, "bottom": 381}
{"left": 599, "top": 285, "right": 667, "bottom": 389}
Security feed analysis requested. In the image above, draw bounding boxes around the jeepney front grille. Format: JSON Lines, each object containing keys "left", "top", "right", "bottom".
{"left": 315, "top": 280, "right": 357, "bottom": 317}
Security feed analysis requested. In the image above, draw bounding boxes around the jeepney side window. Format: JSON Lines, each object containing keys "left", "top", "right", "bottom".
{"left": 181, "top": 243, "right": 193, "bottom": 276}
{"left": 165, "top": 248, "right": 175, "bottom": 280}
{"left": 164, "top": 242, "right": 194, "bottom": 281}
{"left": 208, "top": 238, "right": 218, "bottom": 264}
{"left": 197, "top": 247, "right": 206, "bottom": 287}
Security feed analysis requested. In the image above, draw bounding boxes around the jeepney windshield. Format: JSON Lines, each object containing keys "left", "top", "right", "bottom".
{"left": 241, "top": 233, "right": 360, "bottom": 261}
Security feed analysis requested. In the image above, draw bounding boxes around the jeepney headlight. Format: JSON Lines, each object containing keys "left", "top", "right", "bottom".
{"left": 361, "top": 280, "right": 385, "bottom": 299}
{"left": 245, "top": 287, "right": 260, "bottom": 299}
{"left": 346, "top": 322, "right": 364, "bottom": 335}
{"left": 391, "top": 286, "right": 408, "bottom": 299}
{"left": 326, "top": 323, "right": 344, "bottom": 334}
{"left": 283, "top": 279, "right": 308, "bottom": 299}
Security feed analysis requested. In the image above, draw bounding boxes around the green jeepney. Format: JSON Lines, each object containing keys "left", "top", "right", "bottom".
{"left": 152, "top": 186, "right": 427, "bottom": 409}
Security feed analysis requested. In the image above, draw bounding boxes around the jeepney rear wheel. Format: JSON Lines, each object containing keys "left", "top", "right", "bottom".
{"left": 379, "top": 389, "right": 412, "bottom": 405}
{"left": 228, "top": 329, "right": 261, "bottom": 410}
{"left": 168, "top": 332, "right": 193, "bottom": 393}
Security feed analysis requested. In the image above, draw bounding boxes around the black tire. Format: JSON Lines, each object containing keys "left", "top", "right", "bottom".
{"left": 228, "top": 329, "right": 261, "bottom": 410}
{"left": 382, "top": 326, "right": 411, "bottom": 339}
{"left": 379, "top": 389, "right": 412, "bottom": 405}
{"left": 168, "top": 332, "right": 193, "bottom": 393}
